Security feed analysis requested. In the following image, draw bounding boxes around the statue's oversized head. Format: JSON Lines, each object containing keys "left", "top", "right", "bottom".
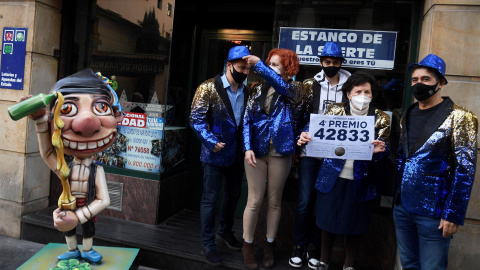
{"left": 49, "top": 69, "right": 124, "bottom": 159}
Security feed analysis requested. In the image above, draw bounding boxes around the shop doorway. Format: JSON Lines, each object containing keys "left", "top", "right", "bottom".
{"left": 197, "top": 29, "right": 273, "bottom": 88}
{"left": 187, "top": 29, "right": 274, "bottom": 218}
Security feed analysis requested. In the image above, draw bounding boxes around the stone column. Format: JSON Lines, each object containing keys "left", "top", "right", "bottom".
{"left": 418, "top": 1, "right": 480, "bottom": 268}
{"left": 0, "top": 0, "right": 62, "bottom": 238}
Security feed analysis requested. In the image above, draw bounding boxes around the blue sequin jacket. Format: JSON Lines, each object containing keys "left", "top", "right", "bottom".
{"left": 243, "top": 60, "right": 302, "bottom": 157}
{"left": 314, "top": 103, "right": 391, "bottom": 202}
{"left": 190, "top": 75, "right": 248, "bottom": 166}
{"left": 396, "top": 97, "right": 478, "bottom": 225}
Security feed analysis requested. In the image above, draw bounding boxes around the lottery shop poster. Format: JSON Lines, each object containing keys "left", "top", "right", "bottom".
{"left": 94, "top": 126, "right": 163, "bottom": 173}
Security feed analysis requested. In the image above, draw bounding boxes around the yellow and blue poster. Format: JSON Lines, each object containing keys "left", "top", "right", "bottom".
{"left": 1, "top": 27, "right": 27, "bottom": 89}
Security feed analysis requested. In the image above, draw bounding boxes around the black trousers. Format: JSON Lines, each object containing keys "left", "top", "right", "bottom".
{"left": 64, "top": 219, "right": 95, "bottom": 238}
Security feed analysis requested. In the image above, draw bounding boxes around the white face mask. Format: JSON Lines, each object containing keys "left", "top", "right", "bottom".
{"left": 350, "top": 95, "right": 372, "bottom": 110}
{"left": 269, "top": 65, "right": 282, "bottom": 75}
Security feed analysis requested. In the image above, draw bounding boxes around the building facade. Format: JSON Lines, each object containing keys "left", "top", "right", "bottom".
{"left": 0, "top": 0, "right": 478, "bottom": 268}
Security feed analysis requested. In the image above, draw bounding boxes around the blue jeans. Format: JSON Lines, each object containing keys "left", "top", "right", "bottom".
{"left": 201, "top": 158, "right": 244, "bottom": 248}
{"left": 393, "top": 203, "right": 451, "bottom": 270}
{"left": 294, "top": 156, "right": 322, "bottom": 246}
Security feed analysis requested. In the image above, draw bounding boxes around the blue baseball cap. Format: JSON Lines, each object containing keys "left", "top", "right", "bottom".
{"left": 226, "top": 45, "right": 250, "bottom": 62}
{"left": 409, "top": 54, "right": 448, "bottom": 85}
{"left": 320, "top": 42, "right": 344, "bottom": 59}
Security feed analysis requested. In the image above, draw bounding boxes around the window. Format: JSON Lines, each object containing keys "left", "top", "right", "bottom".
{"left": 167, "top": 3, "right": 172, "bottom": 16}
{"left": 157, "top": 0, "right": 162, "bottom": 9}
{"left": 59, "top": 1, "right": 179, "bottom": 177}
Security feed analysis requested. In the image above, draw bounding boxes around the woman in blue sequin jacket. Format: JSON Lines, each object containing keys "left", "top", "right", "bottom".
{"left": 240, "top": 49, "right": 302, "bottom": 269}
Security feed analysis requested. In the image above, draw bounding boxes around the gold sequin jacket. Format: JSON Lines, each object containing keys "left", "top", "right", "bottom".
{"left": 396, "top": 97, "right": 478, "bottom": 225}
{"left": 190, "top": 75, "right": 248, "bottom": 166}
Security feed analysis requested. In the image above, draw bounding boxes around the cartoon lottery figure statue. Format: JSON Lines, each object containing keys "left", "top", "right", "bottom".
{"left": 13, "top": 69, "right": 123, "bottom": 264}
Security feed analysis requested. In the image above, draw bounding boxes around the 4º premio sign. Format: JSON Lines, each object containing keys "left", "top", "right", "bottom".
{"left": 305, "top": 114, "right": 375, "bottom": 161}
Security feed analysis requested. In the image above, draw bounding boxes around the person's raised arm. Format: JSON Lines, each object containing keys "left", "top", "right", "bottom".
{"left": 243, "top": 55, "right": 299, "bottom": 102}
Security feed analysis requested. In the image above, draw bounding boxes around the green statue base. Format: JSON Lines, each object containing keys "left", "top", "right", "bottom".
{"left": 17, "top": 243, "right": 139, "bottom": 270}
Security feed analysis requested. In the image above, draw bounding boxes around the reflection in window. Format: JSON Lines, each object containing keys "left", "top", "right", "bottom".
{"left": 58, "top": 0, "right": 182, "bottom": 174}
{"left": 167, "top": 3, "right": 172, "bottom": 16}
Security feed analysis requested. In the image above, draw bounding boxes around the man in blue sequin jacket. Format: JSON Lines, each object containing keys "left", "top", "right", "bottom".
{"left": 394, "top": 54, "right": 478, "bottom": 270}
{"left": 189, "top": 46, "right": 251, "bottom": 266}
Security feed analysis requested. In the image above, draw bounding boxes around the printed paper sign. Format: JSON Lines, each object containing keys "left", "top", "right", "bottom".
{"left": 279, "top": 27, "right": 397, "bottom": 70}
{"left": 305, "top": 114, "right": 375, "bottom": 160}
{"left": 93, "top": 126, "right": 163, "bottom": 173}
{"left": 146, "top": 117, "right": 164, "bottom": 130}
{"left": 119, "top": 112, "right": 147, "bottom": 128}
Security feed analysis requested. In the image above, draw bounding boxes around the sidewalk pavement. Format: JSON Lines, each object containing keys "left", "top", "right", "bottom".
{"left": 0, "top": 234, "right": 44, "bottom": 270}
{"left": 0, "top": 234, "right": 158, "bottom": 270}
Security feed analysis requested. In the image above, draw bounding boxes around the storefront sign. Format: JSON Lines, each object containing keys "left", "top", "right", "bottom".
{"left": 120, "top": 112, "right": 147, "bottom": 128}
{"left": 1, "top": 27, "right": 27, "bottom": 90}
{"left": 279, "top": 27, "right": 397, "bottom": 70}
{"left": 305, "top": 114, "right": 375, "bottom": 160}
{"left": 93, "top": 126, "right": 163, "bottom": 173}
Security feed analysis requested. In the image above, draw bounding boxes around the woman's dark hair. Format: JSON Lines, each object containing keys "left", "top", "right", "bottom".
{"left": 342, "top": 71, "right": 378, "bottom": 98}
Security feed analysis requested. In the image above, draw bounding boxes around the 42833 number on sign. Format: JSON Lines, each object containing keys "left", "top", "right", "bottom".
{"left": 306, "top": 115, "right": 375, "bottom": 160}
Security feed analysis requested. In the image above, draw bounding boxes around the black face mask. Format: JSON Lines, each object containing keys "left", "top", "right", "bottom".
{"left": 230, "top": 65, "right": 247, "bottom": 84}
{"left": 412, "top": 82, "right": 439, "bottom": 101}
{"left": 323, "top": 66, "right": 340, "bottom": 78}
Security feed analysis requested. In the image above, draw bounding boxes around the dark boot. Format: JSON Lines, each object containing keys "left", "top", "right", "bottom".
{"left": 263, "top": 241, "right": 274, "bottom": 268}
{"left": 242, "top": 242, "right": 258, "bottom": 270}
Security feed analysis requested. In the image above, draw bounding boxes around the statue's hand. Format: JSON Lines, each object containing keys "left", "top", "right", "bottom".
{"left": 18, "top": 95, "right": 47, "bottom": 120}
{"left": 53, "top": 208, "right": 79, "bottom": 232}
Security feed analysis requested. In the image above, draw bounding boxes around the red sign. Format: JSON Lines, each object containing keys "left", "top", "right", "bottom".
{"left": 119, "top": 112, "right": 147, "bottom": 128}
{"left": 5, "top": 31, "right": 13, "bottom": 41}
